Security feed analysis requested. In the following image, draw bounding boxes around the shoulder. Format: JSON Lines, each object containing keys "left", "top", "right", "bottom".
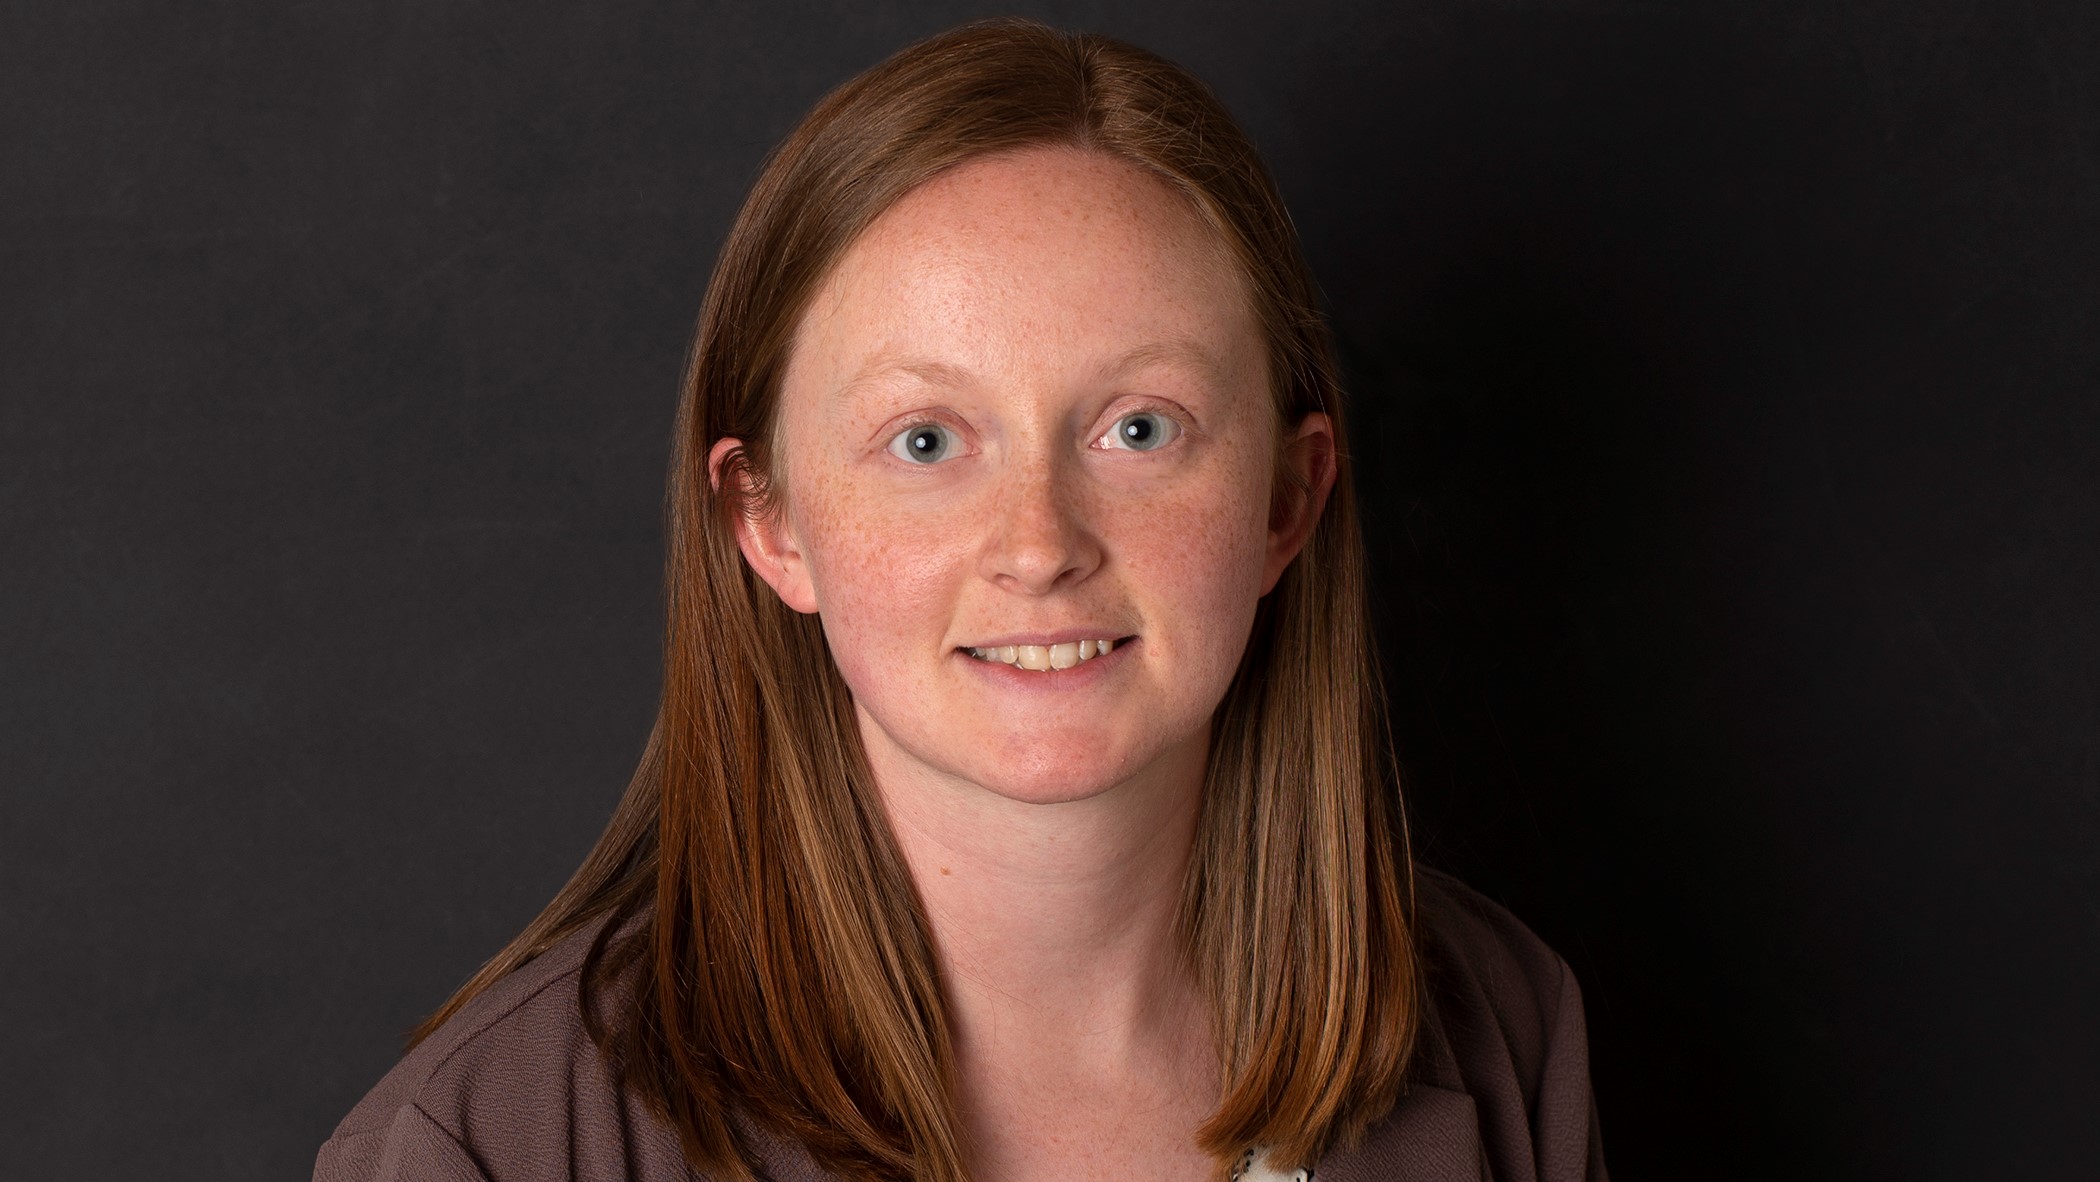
{"left": 1330, "top": 864, "right": 1608, "bottom": 1181}
{"left": 312, "top": 913, "right": 694, "bottom": 1182}
{"left": 1410, "top": 864, "right": 1579, "bottom": 1091}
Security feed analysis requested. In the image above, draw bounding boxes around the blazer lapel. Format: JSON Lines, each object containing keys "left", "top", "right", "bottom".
{"left": 740, "top": 1086, "right": 1488, "bottom": 1182}
{"left": 1313, "top": 1083, "right": 1488, "bottom": 1182}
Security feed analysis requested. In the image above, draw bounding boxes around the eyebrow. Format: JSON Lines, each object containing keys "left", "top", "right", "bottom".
{"left": 832, "top": 358, "right": 976, "bottom": 404}
{"left": 832, "top": 338, "right": 1230, "bottom": 404}
{"left": 1098, "top": 338, "right": 1231, "bottom": 385}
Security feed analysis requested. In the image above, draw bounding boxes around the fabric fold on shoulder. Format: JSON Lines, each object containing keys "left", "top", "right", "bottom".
{"left": 315, "top": 1102, "right": 492, "bottom": 1182}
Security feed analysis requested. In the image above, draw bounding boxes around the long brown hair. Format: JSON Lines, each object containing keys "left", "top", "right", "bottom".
{"left": 410, "top": 18, "right": 1419, "bottom": 1181}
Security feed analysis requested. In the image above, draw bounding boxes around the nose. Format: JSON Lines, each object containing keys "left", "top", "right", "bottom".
{"left": 979, "top": 451, "right": 1102, "bottom": 595}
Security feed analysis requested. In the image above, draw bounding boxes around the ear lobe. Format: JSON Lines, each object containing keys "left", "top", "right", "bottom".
{"left": 708, "top": 436, "right": 820, "bottom": 614}
{"left": 1261, "top": 412, "right": 1338, "bottom": 596}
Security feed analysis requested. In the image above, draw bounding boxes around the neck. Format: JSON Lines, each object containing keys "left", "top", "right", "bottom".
{"left": 861, "top": 716, "right": 1213, "bottom": 1070}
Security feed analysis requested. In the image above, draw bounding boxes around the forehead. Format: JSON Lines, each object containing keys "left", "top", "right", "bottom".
{"left": 783, "top": 146, "right": 1260, "bottom": 402}
{"left": 849, "top": 145, "right": 1237, "bottom": 283}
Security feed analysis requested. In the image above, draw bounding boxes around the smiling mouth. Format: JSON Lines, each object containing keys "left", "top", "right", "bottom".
{"left": 963, "top": 637, "right": 1126, "bottom": 671}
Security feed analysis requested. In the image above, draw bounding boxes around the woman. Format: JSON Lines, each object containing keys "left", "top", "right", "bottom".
{"left": 315, "top": 18, "right": 1606, "bottom": 1182}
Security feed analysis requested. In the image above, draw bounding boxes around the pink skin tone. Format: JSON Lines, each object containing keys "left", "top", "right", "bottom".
{"left": 714, "top": 146, "right": 1335, "bottom": 1178}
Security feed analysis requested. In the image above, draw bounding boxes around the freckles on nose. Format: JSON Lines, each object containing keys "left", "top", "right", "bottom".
{"left": 980, "top": 469, "right": 1099, "bottom": 591}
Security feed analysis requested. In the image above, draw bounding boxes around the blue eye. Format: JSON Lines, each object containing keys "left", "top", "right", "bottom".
{"left": 888, "top": 422, "right": 957, "bottom": 464}
{"left": 1102, "top": 412, "right": 1179, "bottom": 452}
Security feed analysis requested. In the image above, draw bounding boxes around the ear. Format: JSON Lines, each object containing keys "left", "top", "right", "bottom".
{"left": 708, "top": 436, "right": 820, "bottom": 614}
{"left": 1261, "top": 412, "right": 1338, "bottom": 596}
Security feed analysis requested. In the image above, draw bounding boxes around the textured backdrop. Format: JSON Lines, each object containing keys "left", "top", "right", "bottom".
{"left": 4, "top": 1, "right": 2096, "bottom": 1178}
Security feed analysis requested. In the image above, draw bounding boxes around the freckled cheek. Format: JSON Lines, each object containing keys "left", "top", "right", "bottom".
{"left": 1111, "top": 479, "right": 1271, "bottom": 668}
{"left": 798, "top": 499, "right": 974, "bottom": 662}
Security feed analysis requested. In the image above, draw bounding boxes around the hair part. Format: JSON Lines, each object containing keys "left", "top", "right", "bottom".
{"left": 410, "top": 18, "right": 1419, "bottom": 1181}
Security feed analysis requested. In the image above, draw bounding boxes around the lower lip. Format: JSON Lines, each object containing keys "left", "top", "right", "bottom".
{"left": 954, "top": 638, "right": 1137, "bottom": 689}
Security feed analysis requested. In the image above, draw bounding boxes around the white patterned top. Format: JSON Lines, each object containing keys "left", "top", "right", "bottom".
{"left": 1232, "top": 1147, "right": 1313, "bottom": 1182}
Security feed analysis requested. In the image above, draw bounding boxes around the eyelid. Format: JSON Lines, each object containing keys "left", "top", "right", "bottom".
{"left": 880, "top": 411, "right": 975, "bottom": 464}
{"left": 1091, "top": 402, "right": 1189, "bottom": 451}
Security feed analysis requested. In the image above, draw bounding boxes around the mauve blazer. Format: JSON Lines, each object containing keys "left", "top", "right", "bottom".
{"left": 314, "top": 865, "right": 1607, "bottom": 1181}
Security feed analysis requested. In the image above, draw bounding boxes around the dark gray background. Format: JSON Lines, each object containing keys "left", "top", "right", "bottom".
{"left": 4, "top": 1, "right": 2095, "bottom": 1178}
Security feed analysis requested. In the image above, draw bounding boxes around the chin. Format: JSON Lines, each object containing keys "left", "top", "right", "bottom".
{"left": 964, "top": 763, "right": 1134, "bottom": 807}
{"left": 851, "top": 695, "right": 1206, "bottom": 809}
{"left": 949, "top": 724, "right": 1195, "bottom": 807}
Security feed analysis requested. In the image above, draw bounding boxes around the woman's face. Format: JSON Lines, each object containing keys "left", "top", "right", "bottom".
{"left": 723, "top": 146, "right": 1330, "bottom": 807}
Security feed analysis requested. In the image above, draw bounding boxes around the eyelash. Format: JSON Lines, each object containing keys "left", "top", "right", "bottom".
{"left": 881, "top": 404, "right": 1189, "bottom": 465}
{"left": 885, "top": 417, "right": 971, "bottom": 465}
{"left": 1092, "top": 407, "right": 1184, "bottom": 452}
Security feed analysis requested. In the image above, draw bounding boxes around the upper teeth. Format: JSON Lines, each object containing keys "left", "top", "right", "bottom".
{"left": 967, "top": 638, "right": 1116, "bottom": 670}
